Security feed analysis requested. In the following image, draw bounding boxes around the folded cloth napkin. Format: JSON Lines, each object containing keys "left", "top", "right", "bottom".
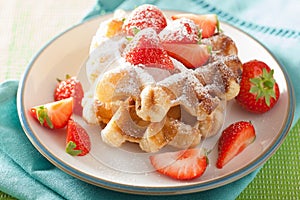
{"left": 1, "top": 0, "right": 299, "bottom": 199}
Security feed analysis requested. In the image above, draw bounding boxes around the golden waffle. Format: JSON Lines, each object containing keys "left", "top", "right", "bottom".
{"left": 87, "top": 29, "right": 242, "bottom": 152}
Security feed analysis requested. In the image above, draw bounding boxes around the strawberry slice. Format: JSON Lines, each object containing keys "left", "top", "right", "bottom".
{"left": 172, "top": 14, "right": 219, "bottom": 38}
{"left": 124, "top": 28, "right": 174, "bottom": 69}
{"left": 30, "top": 97, "right": 73, "bottom": 129}
{"left": 162, "top": 43, "right": 210, "bottom": 68}
{"left": 66, "top": 119, "right": 91, "bottom": 156}
{"left": 216, "top": 121, "right": 256, "bottom": 169}
{"left": 123, "top": 4, "right": 167, "bottom": 36}
{"left": 150, "top": 148, "right": 208, "bottom": 180}
{"left": 159, "top": 18, "right": 200, "bottom": 44}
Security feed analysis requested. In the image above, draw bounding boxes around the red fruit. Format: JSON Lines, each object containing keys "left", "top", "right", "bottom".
{"left": 66, "top": 119, "right": 91, "bottom": 156}
{"left": 124, "top": 28, "right": 174, "bottom": 69}
{"left": 123, "top": 4, "right": 167, "bottom": 36}
{"left": 30, "top": 97, "right": 73, "bottom": 129}
{"left": 162, "top": 43, "right": 210, "bottom": 68}
{"left": 216, "top": 121, "right": 256, "bottom": 169}
{"left": 54, "top": 75, "right": 84, "bottom": 116}
{"left": 150, "top": 148, "right": 208, "bottom": 180}
{"left": 235, "top": 60, "right": 280, "bottom": 113}
{"left": 171, "top": 14, "right": 219, "bottom": 38}
{"left": 159, "top": 18, "right": 200, "bottom": 44}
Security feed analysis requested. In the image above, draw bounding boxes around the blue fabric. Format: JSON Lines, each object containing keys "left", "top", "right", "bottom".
{"left": 1, "top": 0, "right": 299, "bottom": 199}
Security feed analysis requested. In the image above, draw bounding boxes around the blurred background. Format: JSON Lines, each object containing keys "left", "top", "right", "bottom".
{"left": 0, "top": 0, "right": 95, "bottom": 82}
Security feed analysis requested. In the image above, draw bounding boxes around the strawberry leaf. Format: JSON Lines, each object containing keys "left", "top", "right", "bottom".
{"left": 197, "top": 30, "right": 202, "bottom": 44}
{"left": 66, "top": 141, "right": 82, "bottom": 156}
{"left": 36, "top": 106, "right": 53, "bottom": 129}
{"left": 132, "top": 27, "right": 140, "bottom": 35}
{"left": 216, "top": 19, "right": 220, "bottom": 32}
{"left": 207, "top": 45, "right": 212, "bottom": 54}
{"left": 249, "top": 68, "right": 276, "bottom": 107}
{"left": 65, "top": 74, "right": 71, "bottom": 80}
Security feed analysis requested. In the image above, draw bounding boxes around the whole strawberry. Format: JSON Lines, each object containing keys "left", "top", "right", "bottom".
{"left": 235, "top": 60, "right": 280, "bottom": 113}
{"left": 54, "top": 75, "right": 84, "bottom": 116}
{"left": 122, "top": 4, "right": 167, "bottom": 36}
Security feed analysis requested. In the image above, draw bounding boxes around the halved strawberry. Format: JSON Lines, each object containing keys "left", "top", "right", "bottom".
{"left": 150, "top": 148, "right": 208, "bottom": 180}
{"left": 171, "top": 14, "right": 219, "bottom": 38}
{"left": 122, "top": 4, "right": 167, "bottom": 36}
{"left": 216, "top": 121, "right": 256, "bottom": 169}
{"left": 159, "top": 18, "right": 200, "bottom": 44}
{"left": 30, "top": 97, "right": 73, "bottom": 129}
{"left": 54, "top": 75, "right": 84, "bottom": 116}
{"left": 66, "top": 119, "right": 91, "bottom": 156}
{"left": 162, "top": 43, "right": 210, "bottom": 68}
{"left": 124, "top": 28, "right": 174, "bottom": 69}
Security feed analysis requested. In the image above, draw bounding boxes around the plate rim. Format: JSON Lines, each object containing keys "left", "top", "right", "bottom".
{"left": 17, "top": 11, "right": 296, "bottom": 195}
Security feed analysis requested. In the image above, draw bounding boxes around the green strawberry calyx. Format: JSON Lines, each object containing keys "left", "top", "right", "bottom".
{"left": 36, "top": 106, "right": 53, "bottom": 129}
{"left": 215, "top": 15, "right": 220, "bottom": 33}
{"left": 56, "top": 74, "right": 71, "bottom": 83}
{"left": 197, "top": 29, "right": 202, "bottom": 44}
{"left": 66, "top": 141, "right": 82, "bottom": 156}
{"left": 249, "top": 68, "right": 276, "bottom": 107}
{"left": 126, "top": 27, "right": 140, "bottom": 41}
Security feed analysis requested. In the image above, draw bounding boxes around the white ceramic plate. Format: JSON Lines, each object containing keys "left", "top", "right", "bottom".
{"left": 17, "top": 11, "right": 295, "bottom": 195}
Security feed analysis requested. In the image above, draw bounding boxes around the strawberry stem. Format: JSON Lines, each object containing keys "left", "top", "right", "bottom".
{"left": 66, "top": 141, "right": 82, "bottom": 156}
{"left": 207, "top": 45, "right": 212, "bottom": 54}
{"left": 132, "top": 27, "right": 140, "bottom": 35}
{"left": 36, "top": 106, "right": 53, "bottom": 129}
{"left": 57, "top": 74, "right": 71, "bottom": 83}
{"left": 216, "top": 17, "right": 220, "bottom": 33}
{"left": 197, "top": 30, "right": 202, "bottom": 44}
{"left": 65, "top": 74, "right": 71, "bottom": 80}
{"left": 249, "top": 68, "right": 276, "bottom": 107}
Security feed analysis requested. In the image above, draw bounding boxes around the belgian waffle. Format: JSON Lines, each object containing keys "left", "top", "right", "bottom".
{"left": 83, "top": 11, "right": 242, "bottom": 152}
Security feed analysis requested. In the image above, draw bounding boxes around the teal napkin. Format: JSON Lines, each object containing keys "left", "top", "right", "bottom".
{"left": 1, "top": 0, "right": 299, "bottom": 199}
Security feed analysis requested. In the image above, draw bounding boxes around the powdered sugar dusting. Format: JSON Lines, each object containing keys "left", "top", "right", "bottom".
{"left": 100, "top": 64, "right": 156, "bottom": 100}
{"left": 123, "top": 4, "right": 167, "bottom": 35}
{"left": 82, "top": 7, "right": 242, "bottom": 155}
{"left": 123, "top": 28, "right": 174, "bottom": 69}
{"left": 159, "top": 18, "right": 199, "bottom": 43}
